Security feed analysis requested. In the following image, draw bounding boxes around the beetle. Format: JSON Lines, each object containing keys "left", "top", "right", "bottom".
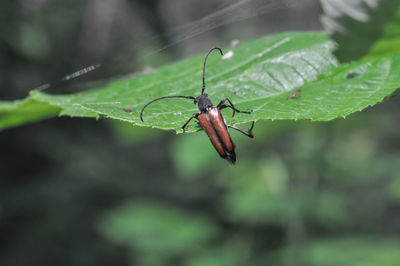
{"left": 140, "top": 47, "right": 254, "bottom": 164}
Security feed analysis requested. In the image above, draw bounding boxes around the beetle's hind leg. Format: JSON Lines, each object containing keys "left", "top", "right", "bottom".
{"left": 217, "top": 98, "right": 252, "bottom": 117}
{"left": 228, "top": 121, "right": 255, "bottom": 138}
{"left": 182, "top": 113, "right": 199, "bottom": 132}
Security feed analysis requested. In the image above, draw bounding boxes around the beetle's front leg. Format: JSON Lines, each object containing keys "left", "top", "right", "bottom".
{"left": 217, "top": 98, "right": 252, "bottom": 117}
{"left": 182, "top": 113, "right": 199, "bottom": 132}
{"left": 227, "top": 121, "right": 255, "bottom": 138}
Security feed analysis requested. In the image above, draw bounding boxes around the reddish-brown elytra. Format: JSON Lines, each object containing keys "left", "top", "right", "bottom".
{"left": 140, "top": 48, "right": 254, "bottom": 164}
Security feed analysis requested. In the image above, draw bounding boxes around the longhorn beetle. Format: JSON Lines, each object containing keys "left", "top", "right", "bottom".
{"left": 140, "top": 47, "right": 254, "bottom": 164}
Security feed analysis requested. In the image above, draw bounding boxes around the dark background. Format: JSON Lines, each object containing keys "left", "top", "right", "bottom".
{"left": 1, "top": 1, "right": 400, "bottom": 265}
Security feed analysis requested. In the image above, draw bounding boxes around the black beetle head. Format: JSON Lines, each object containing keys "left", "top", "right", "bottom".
{"left": 195, "top": 94, "right": 213, "bottom": 112}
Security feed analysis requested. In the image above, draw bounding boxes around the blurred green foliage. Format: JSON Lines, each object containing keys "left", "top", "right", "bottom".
{"left": 93, "top": 100, "right": 400, "bottom": 265}
{"left": 322, "top": 0, "right": 400, "bottom": 61}
{"left": 304, "top": 237, "right": 400, "bottom": 266}
{"left": 2, "top": 1, "right": 400, "bottom": 266}
{"left": 99, "top": 202, "right": 217, "bottom": 265}
{"left": 370, "top": 5, "right": 400, "bottom": 57}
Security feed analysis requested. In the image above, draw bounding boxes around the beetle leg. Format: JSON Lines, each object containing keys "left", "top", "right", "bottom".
{"left": 227, "top": 121, "right": 255, "bottom": 138}
{"left": 182, "top": 113, "right": 199, "bottom": 132}
{"left": 217, "top": 98, "right": 252, "bottom": 117}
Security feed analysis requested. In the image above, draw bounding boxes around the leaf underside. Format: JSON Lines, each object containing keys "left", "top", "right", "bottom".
{"left": 1, "top": 32, "right": 400, "bottom": 132}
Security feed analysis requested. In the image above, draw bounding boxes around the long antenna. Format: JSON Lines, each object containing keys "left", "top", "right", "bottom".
{"left": 140, "top": 95, "right": 195, "bottom": 122}
{"left": 202, "top": 47, "right": 223, "bottom": 95}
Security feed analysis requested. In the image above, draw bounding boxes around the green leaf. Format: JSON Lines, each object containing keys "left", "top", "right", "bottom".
{"left": 1, "top": 32, "right": 400, "bottom": 132}
{"left": 0, "top": 99, "right": 60, "bottom": 129}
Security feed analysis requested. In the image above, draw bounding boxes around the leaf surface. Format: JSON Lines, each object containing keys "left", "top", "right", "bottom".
{"left": 1, "top": 32, "right": 400, "bottom": 132}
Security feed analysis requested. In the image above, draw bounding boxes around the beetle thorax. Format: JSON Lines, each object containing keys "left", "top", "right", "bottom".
{"left": 195, "top": 94, "right": 213, "bottom": 112}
